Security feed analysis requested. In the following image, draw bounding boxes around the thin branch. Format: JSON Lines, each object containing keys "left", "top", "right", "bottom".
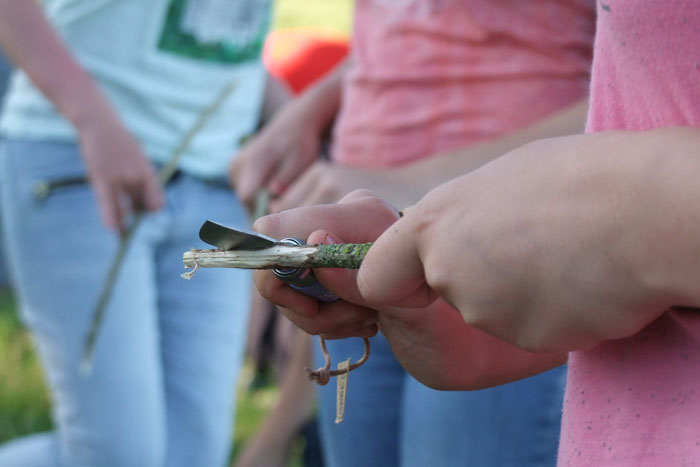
{"left": 181, "top": 243, "right": 372, "bottom": 278}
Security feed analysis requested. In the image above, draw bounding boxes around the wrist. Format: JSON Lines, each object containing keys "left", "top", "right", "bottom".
{"left": 292, "top": 61, "right": 345, "bottom": 135}
{"left": 293, "top": 89, "right": 337, "bottom": 136}
{"left": 62, "top": 86, "right": 115, "bottom": 134}
{"left": 626, "top": 128, "right": 700, "bottom": 308}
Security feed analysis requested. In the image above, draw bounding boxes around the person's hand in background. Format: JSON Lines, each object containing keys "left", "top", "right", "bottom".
{"left": 77, "top": 100, "right": 163, "bottom": 233}
{"left": 229, "top": 60, "right": 347, "bottom": 209}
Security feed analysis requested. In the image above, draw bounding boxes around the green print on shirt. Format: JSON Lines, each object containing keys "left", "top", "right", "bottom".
{"left": 158, "top": 0, "right": 271, "bottom": 64}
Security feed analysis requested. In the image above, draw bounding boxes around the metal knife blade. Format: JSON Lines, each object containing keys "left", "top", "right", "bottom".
{"left": 199, "top": 220, "right": 277, "bottom": 251}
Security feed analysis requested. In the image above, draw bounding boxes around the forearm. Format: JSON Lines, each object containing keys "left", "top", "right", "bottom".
{"left": 395, "top": 99, "right": 589, "bottom": 205}
{"left": 245, "top": 330, "right": 315, "bottom": 447}
{"left": 259, "top": 72, "right": 292, "bottom": 125}
{"left": 291, "top": 58, "right": 349, "bottom": 135}
{"left": 0, "top": 0, "right": 111, "bottom": 131}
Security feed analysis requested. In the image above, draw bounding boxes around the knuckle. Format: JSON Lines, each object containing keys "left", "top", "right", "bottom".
{"left": 422, "top": 256, "right": 453, "bottom": 297}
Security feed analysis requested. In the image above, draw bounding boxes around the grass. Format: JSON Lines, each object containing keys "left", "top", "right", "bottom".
{"left": 0, "top": 292, "right": 52, "bottom": 441}
{"left": 0, "top": 0, "right": 352, "bottom": 464}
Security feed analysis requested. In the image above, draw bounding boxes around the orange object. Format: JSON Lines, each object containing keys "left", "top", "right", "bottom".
{"left": 264, "top": 29, "right": 349, "bottom": 94}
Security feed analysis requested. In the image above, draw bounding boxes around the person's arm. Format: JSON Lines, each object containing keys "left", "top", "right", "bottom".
{"left": 254, "top": 127, "right": 700, "bottom": 389}
{"left": 358, "top": 127, "right": 700, "bottom": 353}
{"left": 394, "top": 99, "right": 589, "bottom": 205}
{"left": 0, "top": 0, "right": 163, "bottom": 232}
{"left": 271, "top": 99, "right": 588, "bottom": 212}
{"left": 235, "top": 330, "right": 316, "bottom": 467}
{"left": 258, "top": 72, "right": 293, "bottom": 126}
{"left": 229, "top": 59, "right": 349, "bottom": 207}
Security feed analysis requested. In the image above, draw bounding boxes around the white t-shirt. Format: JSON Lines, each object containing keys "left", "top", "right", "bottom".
{"left": 0, "top": 0, "right": 271, "bottom": 178}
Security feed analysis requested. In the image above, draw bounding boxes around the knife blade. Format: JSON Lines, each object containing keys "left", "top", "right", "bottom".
{"left": 199, "top": 220, "right": 277, "bottom": 251}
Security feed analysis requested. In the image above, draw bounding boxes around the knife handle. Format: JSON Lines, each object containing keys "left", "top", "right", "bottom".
{"left": 273, "top": 238, "right": 339, "bottom": 302}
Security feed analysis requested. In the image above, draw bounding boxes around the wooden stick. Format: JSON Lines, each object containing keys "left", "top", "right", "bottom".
{"left": 181, "top": 243, "right": 372, "bottom": 278}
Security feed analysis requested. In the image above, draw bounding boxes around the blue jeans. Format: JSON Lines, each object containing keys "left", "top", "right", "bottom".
{"left": 315, "top": 333, "right": 566, "bottom": 467}
{"left": 0, "top": 140, "right": 251, "bottom": 467}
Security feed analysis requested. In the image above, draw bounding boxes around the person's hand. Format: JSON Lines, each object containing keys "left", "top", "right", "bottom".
{"left": 229, "top": 98, "right": 327, "bottom": 210}
{"left": 270, "top": 160, "right": 425, "bottom": 212}
{"left": 77, "top": 110, "right": 163, "bottom": 234}
{"left": 254, "top": 190, "right": 396, "bottom": 340}
{"left": 254, "top": 190, "right": 564, "bottom": 389}
{"left": 358, "top": 132, "right": 675, "bottom": 353}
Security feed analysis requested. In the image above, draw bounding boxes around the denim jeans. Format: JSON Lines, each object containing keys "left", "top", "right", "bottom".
{"left": 314, "top": 333, "right": 566, "bottom": 467}
{"left": 0, "top": 140, "right": 251, "bottom": 467}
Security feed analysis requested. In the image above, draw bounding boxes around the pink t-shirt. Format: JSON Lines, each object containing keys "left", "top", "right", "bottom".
{"left": 331, "top": 0, "right": 595, "bottom": 167}
{"left": 559, "top": 2, "right": 700, "bottom": 466}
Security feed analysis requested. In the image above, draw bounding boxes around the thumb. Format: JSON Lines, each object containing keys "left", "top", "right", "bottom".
{"left": 356, "top": 217, "right": 438, "bottom": 308}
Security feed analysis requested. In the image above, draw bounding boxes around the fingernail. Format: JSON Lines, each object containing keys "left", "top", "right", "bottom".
{"left": 324, "top": 233, "right": 340, "bottom": 245}
{"left": 269, "top": 180, "right": 285, "bottom": 196}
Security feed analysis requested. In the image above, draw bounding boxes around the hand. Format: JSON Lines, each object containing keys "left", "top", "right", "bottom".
{"left": 270, "top": 160, "right": 425, "bottom": 212}
{"left": 229, "top": 98, "right": 327, "bottom": 209}
{"left": 358, "top": 133, "right": 675, "bottom": 353}
{"left": 254, "top": 190, "right": 396, "bottom": 340}
{"left": 254, "top": 190, "right": 564, "bottom": 389}
{"left": 77, "top": 111, "right": 163, "bottom": 234}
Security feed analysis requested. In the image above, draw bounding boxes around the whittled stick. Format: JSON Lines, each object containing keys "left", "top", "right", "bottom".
{"left": 182, "top": 243, "right": 372, "bottom": 277}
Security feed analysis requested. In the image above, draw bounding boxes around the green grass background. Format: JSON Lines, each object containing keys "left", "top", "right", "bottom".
{"left": 0, "top": 0, "right": 352, "bottom": 463}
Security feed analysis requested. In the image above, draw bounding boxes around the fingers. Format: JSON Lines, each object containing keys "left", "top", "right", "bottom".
{"left": 254, "top": 269, "right": 321, "bottom": 318}
{"left": 229, "top": 143, "right": 275, "bottom": 206}
{"left": 254, "top": 269, "right": 377, "bottom": 338}
{"left": 92, "top": 177, "right": 120, "bottom": 232}
{"left": 91, "top": 165, "right": 164, "bottom": 234}
{"left": 266, "top": 148, "right": 310, "bottom": 197}
{"left": 140, "top": 172, "right": 165, "bottom": 212}
{"left": 277, "top": 301, "right": 378, "bottom": 337}
{"left": 254, "top": 189, "right": 400, "bottom": 243}
{"left": 124, "top": 168, "right": 164, "bottom": 212}
{"left": 270, "top": 164, "right": 321, "bottom": 212}
{"left": 321, "top": 323, "right": 379, "bottom": 340}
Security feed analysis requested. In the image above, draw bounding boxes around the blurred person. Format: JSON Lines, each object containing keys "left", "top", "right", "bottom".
{"left": 253, "top": 0, "right": 700, "bottom": 463}
{"left": 0, "top": 50, "right": 10, "bottom": 94}
{"left": 0, "top": 0, "right": 285, "bottom": 466}
{"left": 231, "top": 0, "right": 595, "bottom": 465}
{"left": 0, "top": 50, "right": 12, "bottom": 289}
{"left": 237, "top": 32, "right": 352, "bottom": 467}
